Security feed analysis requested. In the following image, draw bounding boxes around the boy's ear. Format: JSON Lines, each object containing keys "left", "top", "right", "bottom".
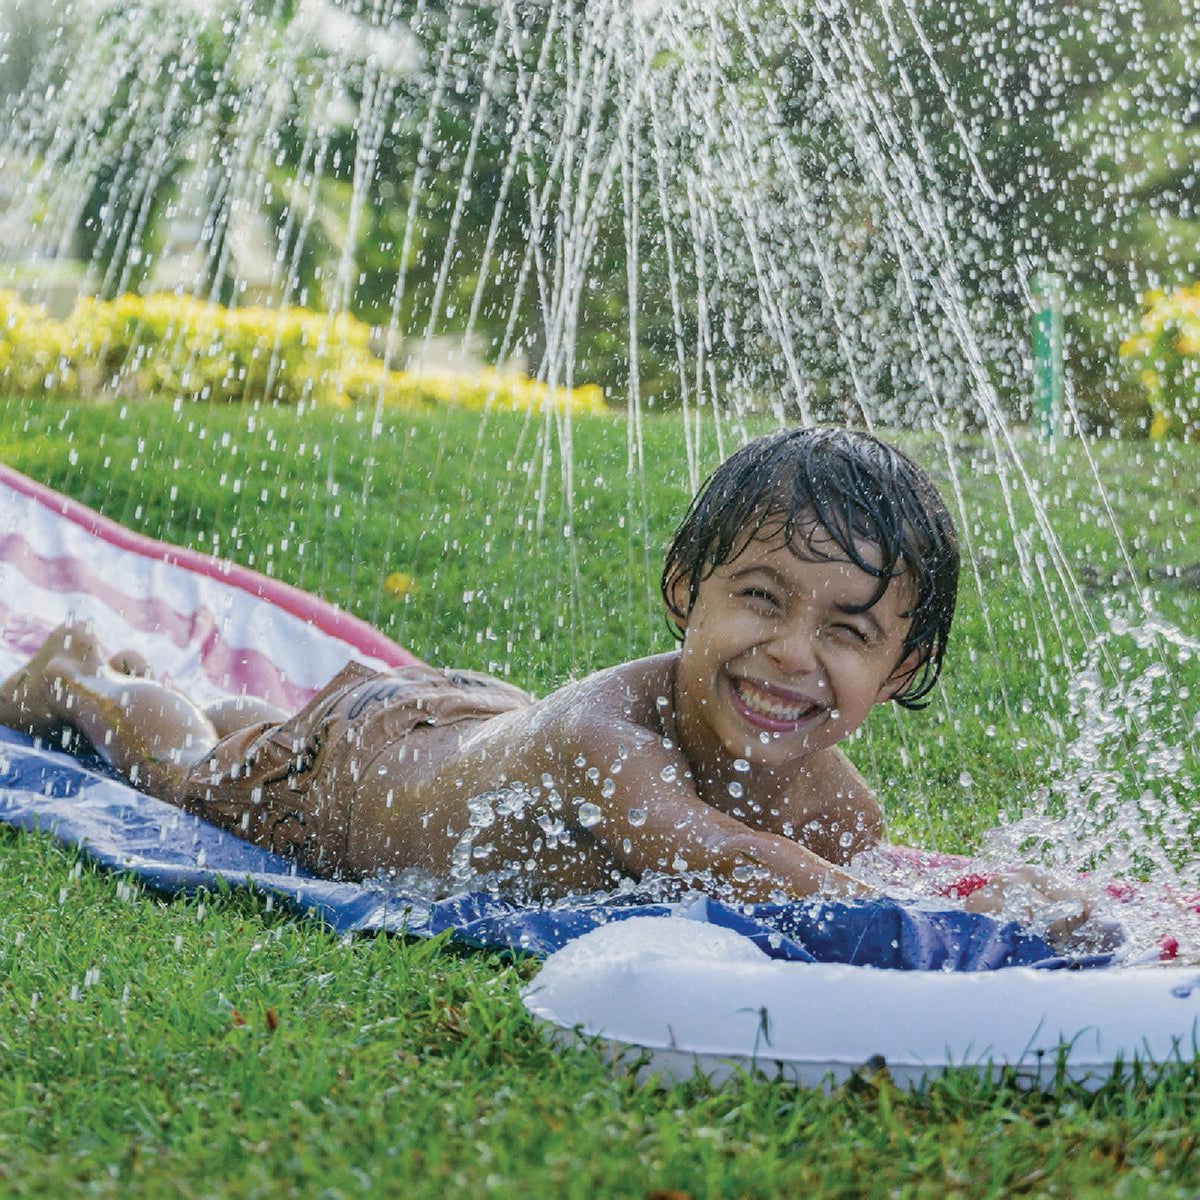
{"left": 875, "top": 651, "right": 921, "bottom": 703}
{"left": 663, "top": 570, "right": 690, "bottom": 634}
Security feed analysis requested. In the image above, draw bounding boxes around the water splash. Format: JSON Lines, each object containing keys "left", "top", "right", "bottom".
{"left": 970, "top": 614, "right": 1200, "bottom": 958}
{"left": 986, "top": 615, "right": 1199, "bottom": 874}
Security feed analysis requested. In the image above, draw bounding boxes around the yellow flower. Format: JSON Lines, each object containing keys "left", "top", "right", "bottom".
{"left": 383, "top": 571, "right": 419, "bottom": 598}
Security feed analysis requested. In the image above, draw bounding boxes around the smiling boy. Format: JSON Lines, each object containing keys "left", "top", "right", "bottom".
{"left": 0, "top": 428, "right": 958, "bottom": 905}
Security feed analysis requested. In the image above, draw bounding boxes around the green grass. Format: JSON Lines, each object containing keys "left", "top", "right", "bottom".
{"left": 2, "top": 395, "right": 1200, "bottom": 1197}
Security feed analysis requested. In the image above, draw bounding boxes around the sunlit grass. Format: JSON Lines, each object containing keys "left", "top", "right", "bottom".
{"left": 2, "top": 395, "right": 1200, "bottom": 1196}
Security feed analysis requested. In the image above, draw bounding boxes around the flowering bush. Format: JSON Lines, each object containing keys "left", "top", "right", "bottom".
{"left": 1120, "top": 284, "right": 1200, "bottom": 438}
{"left": 335, "top": 360, "right": 606, "bottom": 416}
{"left": 0, "top": 291, "right": 78, "bottom": 395}
{"left": 0, "top": 290, "right": 607, "bottom": 416}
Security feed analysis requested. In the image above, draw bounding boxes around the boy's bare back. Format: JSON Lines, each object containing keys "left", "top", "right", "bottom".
{"left": 340, "top": 644, "right": 882, "bottom": 902}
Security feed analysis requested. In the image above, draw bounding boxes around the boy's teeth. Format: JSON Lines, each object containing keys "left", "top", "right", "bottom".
{"left": 734, "top": 678, "right": 817, "bottom": 721}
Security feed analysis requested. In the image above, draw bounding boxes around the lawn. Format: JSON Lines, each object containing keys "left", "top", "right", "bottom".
{"left": 1, "top": 394, "right": 1199, "bottom": 1198}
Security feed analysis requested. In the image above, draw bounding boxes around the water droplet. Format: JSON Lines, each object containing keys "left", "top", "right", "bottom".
{"left": 601, "top": 778, "right": 617, "bottom": 799}
{"left": 495, "top": 788, "right": 526, "bottom": 818}
{"left": 839, "top": 831, "right": 854, "bottom": 849}
{"left": 660, "top": 764, "right": 677, "bottom": 783}
{"left": 467, "top": 792, "right": 497, "bottom": 827}
{"left": 958, "top": 771, "right": 974, "bottom": 789}
{"left": 733, "top": 758, "right": 750, "bottom": 773}
{"left": 727, "top": 780, "right": 744, "bottom": 799}
{"left": 577, "top": 802, "right": 603, "bottom": 827}
{"left": 627, "top": 808, "right": 647, "bottom": 827}
{"left": 732, "top": 863, "right": 766, "bottom": 882}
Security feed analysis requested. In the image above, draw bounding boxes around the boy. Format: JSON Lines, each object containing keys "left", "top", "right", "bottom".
{"left": 0, "top": 428, "right": 968, "bottom": 906}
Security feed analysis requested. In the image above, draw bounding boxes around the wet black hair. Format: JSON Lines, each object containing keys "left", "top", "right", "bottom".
{"left": 661, "top": 427, "right": 960, "bottom": 709}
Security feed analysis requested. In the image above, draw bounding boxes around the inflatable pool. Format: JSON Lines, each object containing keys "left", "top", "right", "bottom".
{"left": 524, "top": 917, "right": 1200, "bottom": 1089}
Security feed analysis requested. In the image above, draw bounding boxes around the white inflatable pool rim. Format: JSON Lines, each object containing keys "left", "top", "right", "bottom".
{"left": 523, "top": 917, "right": 1200, "bottom": 1089}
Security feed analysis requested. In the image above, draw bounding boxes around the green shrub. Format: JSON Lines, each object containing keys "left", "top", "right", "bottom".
{"left": 0, "top": 290, "right": 77, "bottom": 395}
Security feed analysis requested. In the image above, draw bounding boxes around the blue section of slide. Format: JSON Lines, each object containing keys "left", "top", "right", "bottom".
{"left": 0, "top": 727, "right": 1110, "bottom": 970}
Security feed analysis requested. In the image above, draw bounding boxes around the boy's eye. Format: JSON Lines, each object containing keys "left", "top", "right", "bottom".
{"left": 741, "top": 587, "right": 780, "bottom": 607}
{"left": 832, "top": 622, "right": 870, "bottom": 643}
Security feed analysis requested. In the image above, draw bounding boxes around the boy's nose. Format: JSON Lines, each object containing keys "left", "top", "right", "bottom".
{"left": 764, "top": 621, "right": 819, "bottom": 675}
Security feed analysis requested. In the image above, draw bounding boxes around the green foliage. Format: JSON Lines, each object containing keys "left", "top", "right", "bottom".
{"left": 323, "top": 1, "right": 690, "bottom": 405}
{"left": 12, "top": 1, "right": 1200, "bottom": 423}
{"left": 776, "top": 0, "right": 1200, "bottom": 429}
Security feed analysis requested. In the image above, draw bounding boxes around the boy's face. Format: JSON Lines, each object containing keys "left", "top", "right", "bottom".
{"left": 668, "top": 527, "right": 916, "bottom": 771}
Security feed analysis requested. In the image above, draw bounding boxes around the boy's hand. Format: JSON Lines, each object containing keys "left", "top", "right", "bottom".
{"left": 714, "top": 828, "right": 875, "bottom": 904}
{"left": 958, "top": 865, "right": 1108, "bottom": 950}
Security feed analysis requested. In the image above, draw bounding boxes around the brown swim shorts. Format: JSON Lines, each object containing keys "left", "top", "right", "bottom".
{"left": 173, "top": 661, "right": 533, "bottom": 877}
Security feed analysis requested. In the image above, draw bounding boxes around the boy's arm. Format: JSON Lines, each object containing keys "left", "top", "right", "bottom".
{"left": 761, "top": 747, "right": 884, "bottom": 865}
{"left": 560, "top": 718, "right": 873, "bottom": 904}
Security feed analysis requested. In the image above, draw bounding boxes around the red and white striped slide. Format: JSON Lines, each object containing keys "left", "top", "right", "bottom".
{"left": 0, "top": 463, "right": 419, "bottom": 712}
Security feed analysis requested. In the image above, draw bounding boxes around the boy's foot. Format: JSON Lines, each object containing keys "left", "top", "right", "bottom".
{"left": 0, "top": 621, "right": 108, "bottom": 736}
{"left": 109, "top": 649, "right": 152, "bottom": 678}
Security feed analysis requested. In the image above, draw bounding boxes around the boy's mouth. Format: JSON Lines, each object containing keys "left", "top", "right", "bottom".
{"left": 728, "top": 675, "right": 825, "bottom": 730}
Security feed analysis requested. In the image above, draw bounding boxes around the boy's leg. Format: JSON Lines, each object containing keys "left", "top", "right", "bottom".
{"left": 203, "top": 695, "right": 288, "bottom": 738}
{"left": 0, "top": 623, "right": 219, "bottom": 799}
{"left": 100, "top": 644, "right": 285, "bottom": 737}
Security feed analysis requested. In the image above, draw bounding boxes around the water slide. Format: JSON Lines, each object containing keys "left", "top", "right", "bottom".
{"left": 2, "top": 464, "right": 1197, "bottom": 1090}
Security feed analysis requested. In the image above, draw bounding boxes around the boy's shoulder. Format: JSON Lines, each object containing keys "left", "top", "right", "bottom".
{"left": 534, "top": 653, "right": 677, "bottom": 743}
